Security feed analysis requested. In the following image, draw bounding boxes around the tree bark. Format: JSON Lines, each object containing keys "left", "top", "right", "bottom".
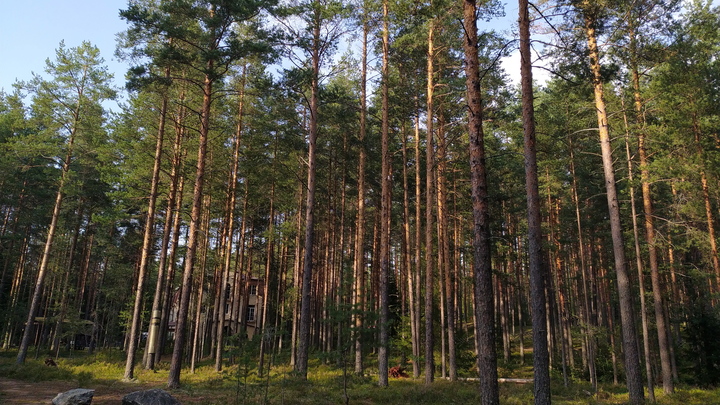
{"left": 167, "top": 67, "right": 213, "bottom": 388}
{"left": 622, "top": 98, "right": 655, "bottom": 401}
{"left": 413, "top": 109, "right": 422, "bottom": 380}
{"left": 295, "top": 7, "right": 321, "bottom": 378}
{"left": 353, "top": 7, "right": 369, "bottom": 376}
{"left": 463, "top": 1, "right": 499, "bottom": 403}
{"left": 630, "top": 37, "right": 674, "bottom": 395}
{"left": 424, "top": 17, "right": 436, "bottom": 385}
{"left": 437, "top": 115, "right": 456, "bottom": 381}
{"left": 378, "top": 0, "right": 391, "bottom": 387}
{"left": 583, "top": 11, "right": 644, "bottom": 404}
{"left": 258, "top": 180, "right": 276, "bottom": 376}
{"left": 519, "top": 1, "right": 550, "bottom": 401}
{"left": 124, "top": 68, "right": 169, "bottom": 380}
{"left": 214, "top": 69, "right": 246, "bottom": 372}
{"left": 16, "top": 95, "right": 81, "bottom": 365}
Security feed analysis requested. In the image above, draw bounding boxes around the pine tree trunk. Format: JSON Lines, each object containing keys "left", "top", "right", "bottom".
{"left": 424, "top": 17, "right": 436, "bottom": 385}
{"left": 214, "top": 71, "right": 246, "bottom": 372}
{"left": 584, "top": 13, "right": 644, "bottom": 404}
{"left": 258, "top": 181, "right": 276, "bottom": 377}
{"left": 569, "top": 143, "right": 597, "bottom": 388}
{"left": 290, "top": 183, "right": 304, "bottom": 367}
{"left": 437, "top": 116, "right": 456, "bottom": 381}
{"left": 413, "top": 110, "right": 422, "bottom": 380}
{"left": 402, "top": 117, "right": 419, "bottom": 379}
{"left": 124, "top": 71, "right": 168, "bottom": 380}
{"left": 519, "top": 2, "right": 550, "bottom": 400}
{"left": 191, "top": 202, "right": 211, "bottom": 374}
{"left": 167, "top": 69, "right": 213, "bottom": 388}
{"left": 622, "top": 97, "right": 656, "bottom": 401}
{"left": 630, "top": 46, "right": 674, "bottom": 396}
{"left": 157, "top": 90, "right": 189, "bottom": 363}
{"left": 53, "top": 210, "right": 85, "bottom": 357}
{"left": 145, "top": 87, "right": 184, "bottom": 366}
{"left": 353, "top": 10, "right": 369, "bottom": 376}
{"left": 463, "top": 1, "right": 499, "bottom": 402}
{"left": 231, "top": 182, "right": 250, "bottom": 336}
{"left": 295, "top": 9, "right": 321, "bottom": 378}
{"left": 378, "top": 0, "right": 391, "bottom": 387}
{"left": 16, "top": 98, "right": 80, "bottom": 365}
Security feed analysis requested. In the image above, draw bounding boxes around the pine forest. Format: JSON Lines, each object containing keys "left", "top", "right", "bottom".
{"left": 2, "top": 0, "right": 720, "bottom": 404}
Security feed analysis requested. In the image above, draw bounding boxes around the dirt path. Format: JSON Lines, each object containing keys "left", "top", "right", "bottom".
{"left": 0, "top": 378, "right": 210, "bottom": 404}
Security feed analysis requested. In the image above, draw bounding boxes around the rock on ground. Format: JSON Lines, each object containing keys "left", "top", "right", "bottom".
{"left": 122, "top": 388, "right": 181, "bottom": 405}
{"left": 52, "top": 388, "right": 95, "bottom": 405}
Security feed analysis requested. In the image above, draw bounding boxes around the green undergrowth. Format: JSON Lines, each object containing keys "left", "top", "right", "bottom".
{"left": 2, "top": 350, "right": 720, "bottom": 404}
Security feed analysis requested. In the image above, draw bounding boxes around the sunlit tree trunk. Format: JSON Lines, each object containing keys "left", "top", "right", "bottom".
{"left": 424, "top": 16, "right": 436, "bottom": 385}
{"left": 583, "top": 10, "right": 644, "bottom": 403}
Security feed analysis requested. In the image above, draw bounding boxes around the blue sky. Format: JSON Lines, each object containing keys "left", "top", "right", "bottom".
{"left": 0, "top": 1, "right": 522, "bottom": 99}
{"left": 0, "top": 0, "right": 129, "bottom": 93}
{"left": 13, "top": 1, "right": 717, "bottom": 102}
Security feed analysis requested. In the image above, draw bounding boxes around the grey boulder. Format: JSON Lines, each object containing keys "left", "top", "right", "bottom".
{"left": 122, "top": 389, "right": 181, "bottom": 405}
{"left": 52, "top": 388, "right": 95, "bottom": 405}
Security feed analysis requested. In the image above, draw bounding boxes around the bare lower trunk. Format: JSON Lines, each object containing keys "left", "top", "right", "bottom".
{"left": 156, "top": 96, "right": 188, "bottom": 364}
{"left": 17, "top": 116, "right": 78, "bottom": 365}
{"left": 519, "top": 1, "right": 550, "bottom": 401}
{"left": 378, "top": 0, "right": 390, "bottom": 387}
{"left": 437, "top": 117, "right": 456, "bottom": 381}
{"left": 569, "top": 144, "right": 597, "bottom": 388}
{"left": 124, "top": 71, "right": 168, "bottom": 380}
{"left": 622, "top": 100, "right": 655, "bottom": 401}
{"left": 191, "top": 209, "right": 211, "bottom": 374}
{"left": 413, "top": 110, "right": 422, "bottom": 380}
{"left": 401, "top": 123, "right": 417, "bottom": 378}
{"left": 584, "top": 14, "right": 644, "bottom": 404}
{"left": 258, "top": 181, "right": 276, "bottom": 377}
{"left": 424, "top": 18, "right": 436, "bottom": 385}
{"left": 295, "top": 12, "right": 321, "bottom": 378}
{"left": 167, "top": 71, "right": 213, "bottom": 389}
{"left": 630, "top": 50, "right": 674, "bottom": 396}
{"left": 353, "top": 11, "right": 369, "bottom": 376}
{"left": 214, "top": 71, "right": 245, "bottom": 372}
{"left": 463, "top": 1, "right": 499, "bottom": 403}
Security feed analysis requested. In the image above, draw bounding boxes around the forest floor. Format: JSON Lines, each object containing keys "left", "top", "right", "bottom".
{"left": 0, "top": 377, "right": 215, "bottom": 404}
{"left": 2, "top": 350, "right": 720, "bottom": 404}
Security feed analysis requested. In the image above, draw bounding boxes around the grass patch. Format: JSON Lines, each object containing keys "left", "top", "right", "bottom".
{"left": 2, "top": 350, "right": 720, "bottom": 404}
